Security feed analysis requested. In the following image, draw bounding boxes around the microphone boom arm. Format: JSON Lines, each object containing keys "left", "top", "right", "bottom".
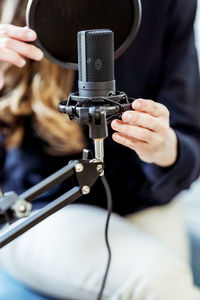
{"left": 0, "top": 152, "right": 104, "bottom": 249}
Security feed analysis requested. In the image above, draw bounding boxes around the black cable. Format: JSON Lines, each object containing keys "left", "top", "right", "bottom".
{"left": 97, "top": 174, "right": 113, "bottom": 300}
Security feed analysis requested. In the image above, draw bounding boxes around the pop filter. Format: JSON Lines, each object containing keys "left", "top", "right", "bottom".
{"left": 26, "top": 0, "right": 141, "bottom": 69}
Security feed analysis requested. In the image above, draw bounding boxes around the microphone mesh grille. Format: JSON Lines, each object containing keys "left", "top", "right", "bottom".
{"left": 78, "top": 33, "right": 83, "bottom": 79}
{"left": 87, "top": 30, "right": 114, "bottom": 82}
{"left": 78, "top": 30, "right": 114, "bottom": 82}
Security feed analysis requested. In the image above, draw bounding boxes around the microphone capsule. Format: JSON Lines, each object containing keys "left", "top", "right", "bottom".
{"left": 78, "top": 29, "right": 116, "bottom": 97}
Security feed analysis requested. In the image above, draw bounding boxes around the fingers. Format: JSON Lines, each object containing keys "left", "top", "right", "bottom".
{"left": 0, "top": 25, "right": 43, "bottom": 67}
{"left": 111, "top": 98, "right": 175, "bottom": 166}
{"left": 0, "top": 47, "right": 26, "bottom": 67}
{"left": 0, "top": 38, "right": 44, "bottom": 61}
{"left": 122, "top": 111, "right": 168, "bottom": 134}
{"left": 113, "top": 132, "right": 143, "bottom": 147}
{"left": 0, "top": 25, "right": 37, "bottom": 42}
{"left": 0, "top": 25, "right": 42, "bottom": 89}
{"left": 111, "top": 119, "right": 152, "bottom": 143}
{"left": 132, "top": 98, "right": 169, "bottom": 118}
{"left": 112, "top": 131, "right": 148, "bottom": 152}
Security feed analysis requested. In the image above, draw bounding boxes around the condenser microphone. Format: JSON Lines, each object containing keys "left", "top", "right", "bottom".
{"left": 78, "top": 29, "right": 117, "bottom": 161}
{"left": 78, "top": 29, "right": 116, "bottom": 98}
{"left": 59, "top": 29, "right": 135, "bottom": 162}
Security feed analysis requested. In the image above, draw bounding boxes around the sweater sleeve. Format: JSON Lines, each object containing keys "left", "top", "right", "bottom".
{"left": 140, "top": 0, "right": 200, "bottom": 204}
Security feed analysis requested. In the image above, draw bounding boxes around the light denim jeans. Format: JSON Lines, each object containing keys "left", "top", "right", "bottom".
{"left": 0, "top": 267, "right": 57, "bottom": 300}
{"left": 0, "top": 199, "right": 199, "bottom": 300}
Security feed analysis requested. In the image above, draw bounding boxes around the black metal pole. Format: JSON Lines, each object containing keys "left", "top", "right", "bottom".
{"left": 0, "top": 186, "right": 81, "bottom": 248}
{"left": 20, "top": 160, "right": 78, "bottom": 202}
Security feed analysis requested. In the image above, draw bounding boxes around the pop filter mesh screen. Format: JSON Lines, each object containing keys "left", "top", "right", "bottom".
{"left": 32, "top": 0, "right": 134, "bottom": 63}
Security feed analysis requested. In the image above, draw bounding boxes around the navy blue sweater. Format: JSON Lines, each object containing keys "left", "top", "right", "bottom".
{"left": 0, "top": 0, "right": 200, "bottom": 215}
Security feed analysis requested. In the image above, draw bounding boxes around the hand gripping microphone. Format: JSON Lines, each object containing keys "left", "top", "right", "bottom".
{"left": 59, "top": 29, "right": 134, "bottom": 162}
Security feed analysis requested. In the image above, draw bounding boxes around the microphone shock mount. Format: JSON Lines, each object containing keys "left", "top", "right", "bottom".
{"left": 58, "top": 91, "right": 134, "bottom": 162}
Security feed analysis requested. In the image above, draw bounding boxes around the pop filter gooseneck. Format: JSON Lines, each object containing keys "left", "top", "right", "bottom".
{"left": 26, "top": 0, "right": 142, "bottom": 69}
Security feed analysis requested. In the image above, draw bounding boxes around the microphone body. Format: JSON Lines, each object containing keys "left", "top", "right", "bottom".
{"left": 59, "top": 29, "right": 133, "bottom": 162}
{"left": 78, "top": 29, "right": 116, "bottom": 98}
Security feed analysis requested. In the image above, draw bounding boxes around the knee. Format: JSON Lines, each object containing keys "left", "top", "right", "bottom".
{"left": 114, "top": 253, "right": 195, "bottom": 300}
{"left": 142, "top": 254, "right": 194, "bottom": 300}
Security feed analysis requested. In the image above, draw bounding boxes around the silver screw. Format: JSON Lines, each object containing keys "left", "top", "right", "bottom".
{"left": 12, "top": 199, "right": 32, "bottom": 218}
{"left": 82, "top": 186, "right": 90, "bottom": 195}
{"left": 18, "top": 204, "right": 26, "bottom": 213}
{"left": 75, "top": 163, "right": 84, "bottom": 173}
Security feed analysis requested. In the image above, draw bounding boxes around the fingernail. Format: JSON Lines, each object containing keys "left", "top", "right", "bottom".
{"left": 133, "top": 101, "right": 141, "bottom": 109}
{"left": 112, "top": 133, "right": 119, "bottom": 140}
{"left": 124, "top": 113, "right": 131, "bottom": 121}
{"left": 27, "top": 30, "right": 36, "bottom": 39}
{"left": 111, "top": 120, "right": 117, "bottom": 128}
{"left": 19, "top": 59, "right": 26, "bottom": 67}
{"left": 113, "top": 134, "right": 120, "bottom": 140}
{"left": 35, "top": 50, "right": 44, "bottom": 60}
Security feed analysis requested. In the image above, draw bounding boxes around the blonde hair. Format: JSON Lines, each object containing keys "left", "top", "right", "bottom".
{"left": 0, "top": 0, "right": 85, "bottom": 155}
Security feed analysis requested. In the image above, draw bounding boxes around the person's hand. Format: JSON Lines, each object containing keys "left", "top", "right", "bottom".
{"left": 111, "top": 98, "right": 178, "bottom": 167}
{"left": 0, "top": 24, "right": 44, "bottom": 89}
